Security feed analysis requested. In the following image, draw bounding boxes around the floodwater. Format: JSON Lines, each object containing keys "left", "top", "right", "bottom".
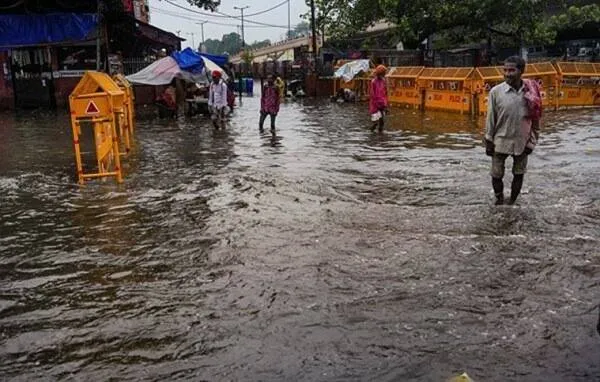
{"left": 0, "top": 95, "right": 599, "bottom": 381}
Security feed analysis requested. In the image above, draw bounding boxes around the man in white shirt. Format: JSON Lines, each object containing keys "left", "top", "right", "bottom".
{"left": 485, "top": 56, "right": 540, "bottom": 205}
{"left": 208, "top": 70, "right": 228, "bottom": 129}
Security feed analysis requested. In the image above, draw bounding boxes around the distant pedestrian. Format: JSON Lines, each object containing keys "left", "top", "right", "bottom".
{"left": 155, "top": 80, "right": 177, "bottom": 118}
{"left": 369, "top": 65, "right": 389, "bottom": 132}
{"left": 259, "top": 74, "right": 280, "bottom": 131}
{"left": 208, "top": 70, "right": 228, "bottom": 129}
{"left": 223, "top": 64, "right": 236, "bottom": 110}
{"left": 485, "top": 56, "right": 541, "bottom": 205}
{"left": 274, "top": 73, "right": 285, "bottom": 100}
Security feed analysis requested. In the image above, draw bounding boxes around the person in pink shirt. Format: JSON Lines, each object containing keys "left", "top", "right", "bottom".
{"left": 369, "top": 65, "right": 389, "bottom": 132}
{"left": 260, "top": 74, "right": 281, "bottom": 131}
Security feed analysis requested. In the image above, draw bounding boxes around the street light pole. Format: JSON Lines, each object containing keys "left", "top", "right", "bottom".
{"left": 96, "top": 0, "right": 102, "bottom": 71}
{"left": 186, "top": 32, "right": 195, "bottom": 50}
{"left": 287, "top": 0, "right": 291, "bottom": 39}
{"left": 310, "top": 0, "right": 317, "bottom": 60}
{"left": 196, "top": 21, "right": 207, "bottom": 50}
{"left": 234, "top": 5, "right": 249, "bottom": 47}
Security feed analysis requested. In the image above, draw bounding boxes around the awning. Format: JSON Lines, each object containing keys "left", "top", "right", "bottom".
{"left": 333, "top": 60, "right": 371, "bottom": 82}
{"left": 126, "top": 55, "right": 227, "bottom": 86}
{"left": 134, "top": 18, "right": 183, "bottom": 48}
{"left": 0, "top": 13, "right": 98, "bottom": 48}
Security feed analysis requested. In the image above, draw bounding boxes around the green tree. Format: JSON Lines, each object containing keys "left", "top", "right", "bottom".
{"left": 221, "top": 32, "right": 243, "bottom": 55}
{"left": 203, "top": 38, "right": 223, "bottom": 54}
{"left": 287, "top": 21, "right": 311, "bottom": 38}
{"left": 548, "top": 4, "right": 600, "bottom": 31}
{"left": 249, "top": 40, "right": 272, "bottom": 50}
{"left": 320, "top": 0, "right": 598, "bottom": 49}
{"left": 240, "top": 50, "right": 254, "bottom": 66}
{"left": 184, "top": 0, "right": 221, "bottom": 11}
{"left": 301, "top": 0, "right": 387, "bottom": 42}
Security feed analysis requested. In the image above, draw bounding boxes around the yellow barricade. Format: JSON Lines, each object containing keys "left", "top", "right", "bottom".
{"left": 555, "top": 62, "right": 600, "bottom": 108}
{"left": 333, "top": 75, "right": 373, "bottom": 101}
{"left": 356, "top": 69, "right": 375, "bottom": 101}
{"left": 474, "top": 62, "right": 559, "bottom": 115}
{"left": 386, "top": 66, "right": 424, "bottom": 108}
{"left": 332, "top": 60, "right": 373, "bottom": 101}
{"left": 69, "top": 71, "right": 126, "bottom": 184}
{"left": 112, "top": 74, "right": 136, "bottom": 153}
{"left": 332, "top": 60, "right": 358, "bottom": 96}
{"left": 473, "top": 66, "right": 503, "bottom": 115}
{"left": 418, "top": 67, "right": 475, "bottom": 114}
{"left": 525, "top": 62, "right": 559, "bottom": 110}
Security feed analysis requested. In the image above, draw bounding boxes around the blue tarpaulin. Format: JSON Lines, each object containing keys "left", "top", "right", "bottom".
{"left": 0, "top": 13, "right": 98, "bottom": 48}
{"left": 171, "top": 47, "right": 205, "bottom": 73}
{"left": 199, "top": 52, "right": 228, "bottom": 67}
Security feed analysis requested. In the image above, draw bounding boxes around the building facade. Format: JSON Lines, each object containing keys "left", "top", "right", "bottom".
{"left": 0, "top": 0, "right": 180, "bottom": 110}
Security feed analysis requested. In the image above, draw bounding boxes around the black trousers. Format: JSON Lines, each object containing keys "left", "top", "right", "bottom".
{"left": 259, "top": 112, "right": 277, "bottom": 129}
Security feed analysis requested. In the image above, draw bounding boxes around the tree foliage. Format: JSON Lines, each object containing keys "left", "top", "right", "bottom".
{"left": 184, "top": 0, "right": 221, "bottom": 11}
{"left": 315, "top": 0, "right": 600, "bottom": 48}
{"left": 203, "top": 33, "right": 272, "bottom": 55}
{"left": 287, "top": 22, "right": 311, "bottom": 39}
{"left": 302, "top": 0, "right": 384, "bottom": 40}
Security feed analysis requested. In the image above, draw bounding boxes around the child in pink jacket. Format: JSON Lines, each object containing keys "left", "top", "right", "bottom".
{"left": 369, "top": 65, "right": 389, "bottom": 132}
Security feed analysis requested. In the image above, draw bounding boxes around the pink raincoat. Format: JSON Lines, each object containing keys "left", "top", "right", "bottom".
{"left": 369, "top": 77, "right": 388, "bottom": 114}
{"left": 261, "top": 84, "right": 280, "bottom": 115}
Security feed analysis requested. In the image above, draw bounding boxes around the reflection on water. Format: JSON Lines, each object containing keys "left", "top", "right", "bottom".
{"left": 0, "top": 97, "right": 599, "bottom": 381}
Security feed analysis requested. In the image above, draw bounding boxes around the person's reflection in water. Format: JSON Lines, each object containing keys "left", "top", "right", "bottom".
{"left": 269, "top": 131, "right": 283, "bottom": 148}
{"left": 260, "top": 129, "right": 283, "bottom": 148}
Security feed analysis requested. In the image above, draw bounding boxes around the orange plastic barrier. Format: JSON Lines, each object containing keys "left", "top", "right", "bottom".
{"left": 386, "top": 66, "right": 424, "bottom": 108}
{"left": 112, "top": 74, "right": 136, "bottom": 153}
{"left": 525, "top": 62, "right": 559, "bottom": 110}
{"left": 555, "top": 62, "right": 600, "bottom": 108}
{"left": 418, "top": 67, "right": 475, "bottom": 114}
{"left": 474, "top": 62, "right": 559, "bottom": 114}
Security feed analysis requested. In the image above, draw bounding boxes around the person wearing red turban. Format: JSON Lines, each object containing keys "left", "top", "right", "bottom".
{"left": 208, "top": 70, "right": 228, "bottom": 129}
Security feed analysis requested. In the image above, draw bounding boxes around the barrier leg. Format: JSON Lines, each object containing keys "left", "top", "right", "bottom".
{"left": 72, "top": 121, "right": 84, "bottom": 185}
{"left": 94, "top": 122, "right": 104, "bottom": 174}
{"left": 127, "top": 101, "right": 135, "bottom": 133}
{"left": 111, "top": 120, "right": 123, "bottom": 183}
{"left": 554, "top": 80, "right": 559, "bottom": 111}
{"left": 117, "top": 111, "right": 131, "bottom": 153}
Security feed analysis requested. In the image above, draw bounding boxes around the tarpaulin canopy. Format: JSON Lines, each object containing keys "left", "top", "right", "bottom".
{"left": 171, "top": 47, "right": 204, "bottom": 73}
{"left": 334, "top": 59, "right": 370, "bottom": 82}
{"left": 199, "top": 52, "right": 228, "bottom": 67}
{"left": 126, "top": 55, "right": 228, "bottom": 86}
{"left": 0, "top": 13, "right": 98, "bottom": 48}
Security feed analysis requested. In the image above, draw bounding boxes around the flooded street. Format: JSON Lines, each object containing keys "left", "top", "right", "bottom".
{"left": 0, "top": 96, "right": 599, "bottom": 381}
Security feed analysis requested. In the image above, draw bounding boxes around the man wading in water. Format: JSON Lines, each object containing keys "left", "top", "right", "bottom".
{"left": 484, "top": 56, "right": 541, "bottom": 205}
{"left": 208, "top": 70, "right": 228, "bottom": 129}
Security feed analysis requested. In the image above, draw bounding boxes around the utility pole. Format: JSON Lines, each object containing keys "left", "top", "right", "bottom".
{"left": 196, "top": 21, "right": 207, "bottom": 50}
{"left": 287, "top": 0, "right": 291, "bottom": 39}
{"left": 96, "top": 0, "right": 102, "bottom": 71}
{"left": 234, "top": 5, "right": 249, "bottom": 47}
{"left": 186, "top": 32, "right": 195, "bottom": 50}
{"left": 310, "top": 0, "right": 317, "bottom": 61}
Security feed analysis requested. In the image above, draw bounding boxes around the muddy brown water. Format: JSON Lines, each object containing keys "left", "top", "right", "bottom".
{"left": 0, "top": 97, "right": 599, "bottom": 381}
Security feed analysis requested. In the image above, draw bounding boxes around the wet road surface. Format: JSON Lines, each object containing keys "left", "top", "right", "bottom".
{"left": 0, "top": 96, "right": 599, "bottom": 381}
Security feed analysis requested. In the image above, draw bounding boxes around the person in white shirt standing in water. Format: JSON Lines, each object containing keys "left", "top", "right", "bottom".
{"left": 208, "top": 70, "right": 228, "bottom": 129}
{"left": 485, "top": 56, "right": 541, "bottom": 205}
